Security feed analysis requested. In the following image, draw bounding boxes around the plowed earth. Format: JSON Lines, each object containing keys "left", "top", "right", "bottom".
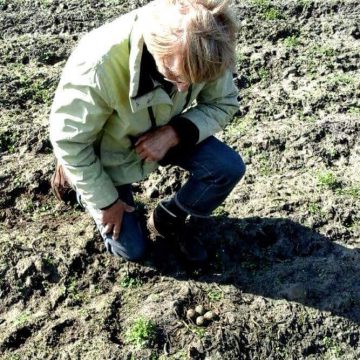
{"left": 0, "top": 0, "right": 359, "bottom": 359}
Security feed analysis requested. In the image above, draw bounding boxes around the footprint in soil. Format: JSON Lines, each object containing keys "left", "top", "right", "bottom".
{"left": 146, "top": 216, "right": 360, "bottom": 324}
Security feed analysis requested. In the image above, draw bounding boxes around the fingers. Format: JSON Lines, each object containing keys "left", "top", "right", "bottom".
{"left": 135, "top": 133, "right": 150, "bottom": 146}
{"left": 103, "top": 222, "right": 121, "bottom": 241}
{"left": 135, "top": 143, "right": 160, "bottom": 162}
{"left": 103, "top": 223, "right": 114, "bottom": 235}
{"left": 136, "top": 148, "right": 147, "bottom": 160}
{"left": 136, "top": 148, "right": 157, "bottom": 162}
{"left": 102, "top": 220, "right": 122, "bottom": 241}
{"left": 112, "top": 221, "right": 121, "bottom": 241}
{"left": 135, "top": 142, "right": 148, "bottom": 159}
{"left": 135, "top": 136, "right": 154, "bottom": 154}
{"left": 101, "top": 200, "right": 136, "bottom": 241}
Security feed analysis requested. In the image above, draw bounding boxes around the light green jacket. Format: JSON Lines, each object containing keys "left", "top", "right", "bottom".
{"left": 49, "top": 3, "right": 239, "bottom": 209}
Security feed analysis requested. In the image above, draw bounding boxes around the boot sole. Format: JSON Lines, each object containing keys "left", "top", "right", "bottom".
{"left": 147, "top": 211, "right": 165, "bottom": 239}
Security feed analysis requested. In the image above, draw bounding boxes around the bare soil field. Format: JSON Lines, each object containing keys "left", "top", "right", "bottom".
{"left": 0, "top": 0, "right": 359, "bottom": 359}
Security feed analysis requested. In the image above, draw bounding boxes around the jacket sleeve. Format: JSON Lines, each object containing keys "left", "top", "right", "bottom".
{"left": 49, "top": 65, "right": 119, "bottom": 209}
{"left": 180, "top": 69, "right": 239, "bottom": 143}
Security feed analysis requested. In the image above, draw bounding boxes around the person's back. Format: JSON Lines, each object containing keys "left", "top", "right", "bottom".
{"left": 50, "top": 0, "right": 245, "bottom": 264}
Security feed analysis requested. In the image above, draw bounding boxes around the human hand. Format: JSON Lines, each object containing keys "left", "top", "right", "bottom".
{"left": 135, "top": 125, "right": 179, "bottom": 162}
{"left": 100, "top": 200, "right": 135, "bottom": 240}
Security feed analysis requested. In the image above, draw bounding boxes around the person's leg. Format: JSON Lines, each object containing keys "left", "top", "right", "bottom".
{"left": 82, "top": 184, "right": 147, "bottom": 262}
{"left": 166, "top": 136, "right": 246, "bottom": 217}
{"left": 150, "top": 136, "right": 245, "bottom": 262}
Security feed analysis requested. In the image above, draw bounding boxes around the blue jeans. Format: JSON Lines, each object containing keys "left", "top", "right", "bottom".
{"left": 86, "top": 136, "right": 246, "bottom": 261}
{"left": 172, "top": 136, "right": 246, "bottom": 217}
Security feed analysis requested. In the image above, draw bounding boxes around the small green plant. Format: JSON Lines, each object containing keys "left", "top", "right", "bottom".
{"left": 120, "top": 274, "right": 143, "bottom": 288}
{"left": 252, "top": 0, "right": 282, "bottom": 20}
{"left": 258, "top": 153, "right": 271, "bottom": 176}
{"left": 13, "top": 312, "right": 30, "bottom": 327}
{"left": 329, "top": 74, "right": 354, "bottom": 85}
{"left": 299, "top": 0, "right": 312, "bottom": 7}
{"left": 3, "top": 355, "right": 21, "bottom": 360}
{"left": 242, "top": 147, "right": 254, "bottom": 159}
{"left": 189, "top": 325, "right": 206, "bottom": 338}
{"left": 323, "top": 336, "right": 343, "bottom": 358}
{"left": 318, "top": 47, "right": 335, "bottom": 57}
{"left": 284, "top": 35, "right": 300, "bottom": 48}
{"left": 264, "top": 7, "right": 282, "bottom": 20}
{"left": 258, "top": 67, "right": 269, "bottom": 80}
{"left": 65, "top": 277, "right": 85, "bottom": 304}
{"left": 300, "top": 114, "right": 317, "bottom": 122}
{"left": 336, "top": 186, "right": 360, "bottom": 198}
{"left": 306, "top": 60, "right": 319, "bottom": 75}
{"left": 225, "top": 116, "right": 253, "bottom": 137}
{"left": 235, "top": 48, "right": 246, "bottom": 64}
{"left": 348, "top": 106, "right": 360, "bottom": 115}
{"left": 79, "top": 308, "right": 89, "bottom": 317}
{"left": 17, "top": 77, "right": 51, "bottom": 104}
{"left": 325, "top": 147, "right": 337, "bottom": 158}
{"left": 252, "top": 0, "right": 269, "bottom": 7}
{"left": 207, "top": 288, "right": 223, "bottom": 302}
{"left": 39, "top": 0, "right": 53, "bottom": 7}
{"left": 9, "top": 64, "right": 52, "bottom": 104}
{"left": 15, "top": 279, "right": 27, "bottom": 297}
{"left": 308, "top": 202, "right": 322, "bottom": 215}
{"left": 17, "top": 197, "right": 35, "bottom": 213}
{"left": 317, "top": 171, "right": 341, "bottom": 190}
{"left": 0, "top": 130, "right": 18, "bottom": 153}
{"left": 67, "top": 278, "right": 77, "bottom": 294}
{"left": 125, "top": 317, "right": 157, "bottom": 348}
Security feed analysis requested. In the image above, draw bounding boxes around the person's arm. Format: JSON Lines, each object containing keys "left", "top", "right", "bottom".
{"left": 134, "top": 70, "right": 238, "bottom": 164}
{"left": 156, "top": 69, "right": 238, "bottom": 164}
{"left": 176, "top": 69, "right": 239, "bottom": 143}
{"left": 49, "top": 65, "right": 119, "bottom": 210}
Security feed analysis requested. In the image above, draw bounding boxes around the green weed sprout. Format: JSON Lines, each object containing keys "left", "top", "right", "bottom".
{"left": 317, "top": 171, "right": 341, "bottom": 190}
{"left": 125, "top": 317, "right": 157, "bottom": 348}
{"left": 120, "top": 274, "right": 143, "bottom": 288}
{"left": 264, "top": 7, "right": 282, "bottom": 20}
{"left": 284, "top": 35, "right": 300, "bottom": 48}
{"left": 207, "top": 288, "right": 223, "bottom": 302}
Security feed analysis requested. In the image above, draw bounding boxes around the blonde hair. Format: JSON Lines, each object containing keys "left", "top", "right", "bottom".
{"left": 142, "top": 0, "right": 237, "bottom": 83}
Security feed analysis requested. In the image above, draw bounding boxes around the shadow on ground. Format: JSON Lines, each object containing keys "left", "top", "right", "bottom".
{"left": 147, "top": 216, "right": 360, "bottom": 325}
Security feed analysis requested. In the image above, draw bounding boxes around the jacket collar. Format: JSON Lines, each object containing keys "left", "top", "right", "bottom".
{"left": 128, "top": 12, "right": 173, "bottom": 113}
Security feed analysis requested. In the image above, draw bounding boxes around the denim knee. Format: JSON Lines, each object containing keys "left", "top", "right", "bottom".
{"left": 214, "top": 151, "right": 246, "bottom": 187}
{"left": 230, "top": 153, "right": 246, "bottom": 183}
{"left": 104, "top": 235, "right": 146, "bottom": 262}
{"left": 100, "top": 211, "right": 147, "bottom": 262}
